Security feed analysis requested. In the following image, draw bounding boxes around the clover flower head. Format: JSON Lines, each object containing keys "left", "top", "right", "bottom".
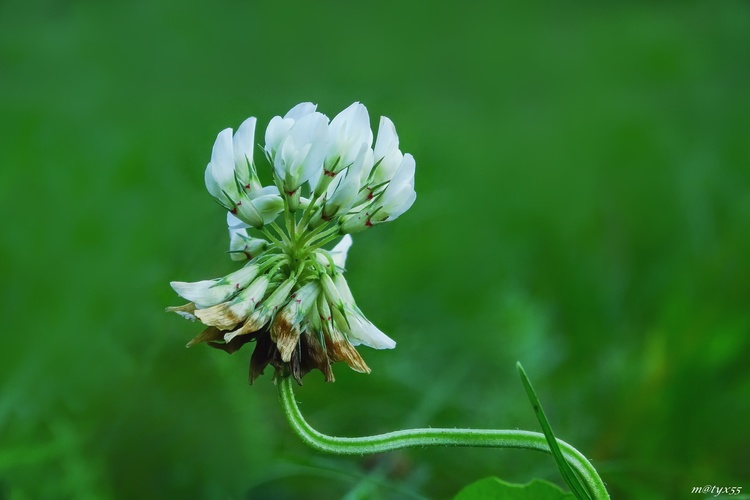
{"left": 167, "top": 102, "right": 416, "bottom": 384}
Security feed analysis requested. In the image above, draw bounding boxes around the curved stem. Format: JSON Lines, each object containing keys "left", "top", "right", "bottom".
{"left": 278, "top": 377, "right": 609, "bottom": 499}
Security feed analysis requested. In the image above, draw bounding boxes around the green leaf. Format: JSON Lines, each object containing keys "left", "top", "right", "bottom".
{"left": 454, "top": 477, "right": 575, "bottom": 500}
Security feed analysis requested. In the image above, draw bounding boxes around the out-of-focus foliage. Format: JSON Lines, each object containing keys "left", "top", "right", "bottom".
{"left": 454, "top": 478, "right": 573, "bottom": 500}
{"left": 1, "top": 1, "right": 749, "bottom": 498}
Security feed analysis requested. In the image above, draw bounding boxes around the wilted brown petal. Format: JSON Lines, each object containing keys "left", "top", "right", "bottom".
{"left": 325, "top": 330, "right": 371, "bottom": 374}
{"left": 226, "top": 310, "right": 271, "bottom": 342}
{"left": 247, "top": 322, "right": 371, "bottom": 384}
{"left": 166, "top": 302, "right": 197, "bottom": 316}
{"left": 208, "top": 332, "right": 256, "bottom": 354}
{"left": 287, "top": 343, "right": 303, "bottom": 384}
{"left": 271, "top": 313, "right": 300, "bottom": 362}
{"left": 249, "top": 329, "right": 278, "bottom": 384}
{"left": 186, "top": 326, "right": 224, "bottom": 348}
{"left": 195, "top": 302, "right": 244, "bottom": 330}
{"left": 300, "top": 331, "right": 334, "bottom": 382}
{"left": 223, "top": 317, "right": 266, "bottom": 342}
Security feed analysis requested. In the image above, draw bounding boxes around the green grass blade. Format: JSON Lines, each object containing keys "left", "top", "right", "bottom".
{"left": 517, "top": 362, "right": 591, "bottom": 500}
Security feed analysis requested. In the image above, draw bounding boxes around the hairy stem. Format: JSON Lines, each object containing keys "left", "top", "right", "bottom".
{"left": 278, "top": 377, "right": 609, "bottom": 499}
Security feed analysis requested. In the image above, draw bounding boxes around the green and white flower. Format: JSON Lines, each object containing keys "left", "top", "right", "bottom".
{"left": 310, "top": 102, "right": 372, "bottom": 195}
{"left": 228, "top": 215, "right": 268, "bottom": 261}
{"left": 167, "top": 102, "right": 415, "bottom": 384}
{"left": 205, "top": 119, "right": 284, "bottom": 228}
{"left": 265, "top": 103, "right": 329, "bottom": 207}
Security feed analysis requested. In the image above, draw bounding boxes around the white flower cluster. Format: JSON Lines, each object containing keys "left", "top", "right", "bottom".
{"left": 205, "top": 102, "right": 415, "bottom": 235}
{"left": 168, "top": 102, "right": 416, "bottom": 383}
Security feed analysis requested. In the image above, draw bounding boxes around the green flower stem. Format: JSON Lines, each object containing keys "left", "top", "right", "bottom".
{"left": 278, "top": 377, "right": 609, "bottom": 499}
{"left": 294, "top": 219, "right": 330, "bottom": 246}
{"left": 306, "top": 230, "right": 342, "bottom": 253}
{"left": 261, "top": 226, "right": 286, "bottom": 249}
{"left": 269, "top": 222, "right": 292, "bottom": 247}
{"left": 301, "top": 224, "right": 341, "bottom": 251}
{"left": 296, "top": 191, "right": 323, "bottom": 235}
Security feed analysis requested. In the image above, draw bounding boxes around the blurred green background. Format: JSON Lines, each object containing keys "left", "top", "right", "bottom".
{"left": 2, "top": 1, "right": 749, "bottom": 498}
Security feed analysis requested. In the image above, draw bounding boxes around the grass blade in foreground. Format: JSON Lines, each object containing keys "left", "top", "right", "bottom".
{"left": 517, "top": 362, "right": 592, "bottom": 499}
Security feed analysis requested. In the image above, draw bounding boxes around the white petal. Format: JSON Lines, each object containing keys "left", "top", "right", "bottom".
{"left": 325, "top": 103, "right": 373, "bottom": 177}
{"left": 330, "top": 235, "right": 353, "bottom": 269}
{"left": 170, "top": 279, "right": 220, "bottom": 304}
{"left": 280, "top": 112, "right": 328, "bottom": 189}
{"left": 384, "top": 189, "right": 416, "bottom": 221}
{"left": 332, "top": 273, "right": 355, "bottom": 305}
{"left": 346, "top": 309, "right": 396, "bottom": 349}
{"left": 285, "top": 102, "right": 317, "bottom": 120}
{"left": 376, "top": 153, "right": 416, "bottom": 221}
{"left": 171, "top": 264, "right": 258, "bottom": 308}
{"left": 265, "top": 116, "right": 294, "bottom": 157}
{"left": 248, "top": 185, "right": 280, "bottom": 200}
{"left": 233, "top": 117, "right": 256, "bottom": 183}
{"left": 373, "top": 116, "right": 399, "bottom": 163}
{"left": 205, "top": 163, "right": 227, "bottom": 203}
{"left": 227, "top": 212, "right": 250, "bottom": 230}
{"left": 357, "top": 148, "right": 375, "bottom": 185}
{"left": 175, "top": 310, "right": 197, "bottom": 321}
{"left": 210, "top": 129, "right": 238, "bottom": 198}
{"left": 324, "top": 157, "right": 362, "bottom": 218}
{"left": 389, "top": 153, "right": 416, "bottom": 189}
{"left": 252, "top": 194, "right": 285, "bottom": 225}
{"left": 299, "top": 114, "right": 329, "bottom": 184}
{"left": 319, "top": 273, "right": 342, "bottom": 308}
{"left": 370, "top": 117, "right": 403, "bottom": 186}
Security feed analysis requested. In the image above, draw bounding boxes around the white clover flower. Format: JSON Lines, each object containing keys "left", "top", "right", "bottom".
{"left": 358, "top": 116, "right": 403, "bottom": 200}
{"left": 205, "top": 119, "right": 283, "bottom": 228}
{"left": 265, "top": 104, "right": 329, "bottom": 202}
{"left": 341, "top": 153, "right": 416, "bottom": 233}
{"left": 370, "top": 153, "right": 417, "bottom": 222}
{"left": 168, "top": 102, "right": 415, "bottom": 384}
{"left": 309, "top": 102, "right": 372, "bottom": 195}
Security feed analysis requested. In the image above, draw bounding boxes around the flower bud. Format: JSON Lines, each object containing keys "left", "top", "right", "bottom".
{"left": 204, "top": 128, "right": 239, "bottom": 209}
{"left": 369, "top": 153, "right": 416, "bottom": 224}
{"left": 229, "top": 227, "right": 268, "bottom": 261}
{"left": 356, "top": 116, "right": 403, "bottom": 202}
{"left": 233, "top": 186, "right": 284, "bottom": 228}
{"left": 320, "top": 145, "right": 370, "bottom": 221}
{"left": 319, "top": 273, "right": 343, "bottom": 311}
{"left": 339, "top": 209, "right": 371, "bottom": 234}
